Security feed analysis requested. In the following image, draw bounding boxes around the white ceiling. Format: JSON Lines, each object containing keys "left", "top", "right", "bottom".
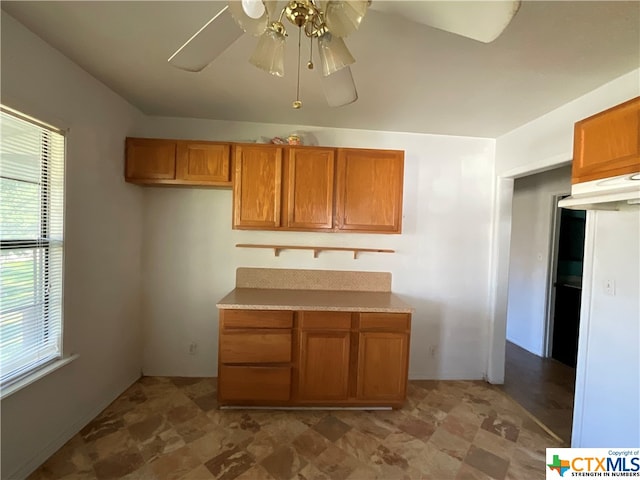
{"left": 2, "top": 1, "right": 639, "bottom": 137}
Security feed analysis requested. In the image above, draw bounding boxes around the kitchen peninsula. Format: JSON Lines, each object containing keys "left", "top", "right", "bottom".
{"left": 216, "top": 268, "right": 413, "bottom": 408}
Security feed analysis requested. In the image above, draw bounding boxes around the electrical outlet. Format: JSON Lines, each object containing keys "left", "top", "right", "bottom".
{"left": 604, "top": 279, "right": 616, "bottom": 296}
{"left": 189, "top": 342, "right": 197, "bottom": 355}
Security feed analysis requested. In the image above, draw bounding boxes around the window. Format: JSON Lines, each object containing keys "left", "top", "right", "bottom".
{"left": 0, "top": 106, "right": 65, "bottom": 388}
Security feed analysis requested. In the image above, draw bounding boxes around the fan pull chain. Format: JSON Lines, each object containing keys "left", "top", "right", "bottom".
{"left": 308, "top": 35, "right": 314, "bottom": 70}
{"left": 293, "top": 27, "right": 302, "bottom": 109}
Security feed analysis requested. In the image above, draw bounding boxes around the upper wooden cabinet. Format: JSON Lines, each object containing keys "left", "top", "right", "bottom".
{"left": 232, "top": 144, "right": 283, "bottom": 229}
{"left": 336, "top": 148, "right": 404, "bottom": 233}
{"left": 572, "top": 96, "right": 640, "bottom": 184}
{"left": 233, "top": 145, "right": 335, "bottom": 231}
{"left": 125, "top": 138, "right": 176, "bottom": 181}
{"left": 176, "top": 142, "right": 230, "bottom": 183}
{"left": 232, "top": 144, "right": 404, "bottom": 233}
{"left": 284, "top": 147, "right": 335, "bottom": 230}
{"left": 125, "top": 137, "right": 231, "bottom": 186}
{"left": 126, "top": 138, "right": 405, "bottom": 233}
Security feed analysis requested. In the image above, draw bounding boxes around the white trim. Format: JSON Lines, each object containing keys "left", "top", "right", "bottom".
{"left": 0, "top": 354, "right": 79, "bottom": 400}
{"left": 0, "top": 104, "right": 67, "bottom": 135}
{"left": 571, "top": 211, "right": 596, "bottom": 447}
{"left": 486, "top": 176, "right": 514, "bottom": 383}
{"left": 500, "top": 153, "right": 572, "bottom": 179}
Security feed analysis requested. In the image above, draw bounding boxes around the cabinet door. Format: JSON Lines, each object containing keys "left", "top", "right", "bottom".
{"left": 176, "top": 142, "right": 231, "bottom": 184}
{"left": 233, "top": 144, "right": 283, "bottom": 229}
{"left": 298, "top": 331, "right": 351, "bottom": 401}
{"left": 356, "top": 331, "right": 408, "bottom": 402}
{"left": 125, "top": 138, "right": 176, "bottom": 181}
{"left": 335, "top": 149, "right": 404, "bottom": 233}
{"left": 284, "top": 147, "right": 335, "bottom": 230}
{"left": 572, "top": 96, "right": 640, "bottom": 184}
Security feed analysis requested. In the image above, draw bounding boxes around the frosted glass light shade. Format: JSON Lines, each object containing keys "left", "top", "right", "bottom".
{"left": 322, "top": 0, "right": 368, "bottom": 38}
{"left": 317, "top": 33, "right": 355, "bottom": 77}
{"left": 321, "top": 66, "right": 358, "bottom": 107}
{"left": 249, "top": 27, "right": 286, "bottom": 77}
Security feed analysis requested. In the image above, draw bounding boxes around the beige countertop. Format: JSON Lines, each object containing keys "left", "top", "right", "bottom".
{"left": 216, "top": 288, "right": 414, "bottom": 313}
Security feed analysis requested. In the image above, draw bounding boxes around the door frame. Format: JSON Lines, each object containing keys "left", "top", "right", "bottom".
{"left": 543, "top": 192, "right": 571, "bottom": 358}
{"left": 486, "top": 153, "right": 572, "bottom": 384}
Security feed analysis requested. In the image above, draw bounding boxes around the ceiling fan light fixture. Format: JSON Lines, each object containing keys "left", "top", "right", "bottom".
{"left": 249, "top": 23, "right": 286, "bottom": 77}
{"left": 227, "top": 0, "right": 365, "bottom": 106}
{"left": 317, "top": 32, "right": 355, "bottom": 76}
{"left": 228, "top": 0, "right": 271, "bottom": 36}
{"left": 322, "top": 0, "right": 368, "bottom": 38}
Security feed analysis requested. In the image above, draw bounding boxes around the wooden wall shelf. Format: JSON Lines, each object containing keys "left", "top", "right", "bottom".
{"left": 236, "top": 244, "right": 395, "bottom": 259}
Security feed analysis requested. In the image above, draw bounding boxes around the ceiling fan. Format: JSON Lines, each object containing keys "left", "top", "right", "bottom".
{"left": 168, "top": 1, "right": 521, "bottom": 109}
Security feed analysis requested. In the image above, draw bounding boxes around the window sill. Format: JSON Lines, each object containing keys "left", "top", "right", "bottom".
{"left": 0, "top": 354, "right": 79, "bottom": 400}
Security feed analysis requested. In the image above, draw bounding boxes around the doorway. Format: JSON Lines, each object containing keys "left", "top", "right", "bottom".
{"left": 548, "top": 201, "right": 586, "bottom": 368}
{"left": 502, "top": 165, "right": 578, "bottom": 443}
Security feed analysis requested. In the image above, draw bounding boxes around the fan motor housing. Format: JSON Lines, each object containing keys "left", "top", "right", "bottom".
{"left": 285, "top": 0, "right": 319, "bottom": 28}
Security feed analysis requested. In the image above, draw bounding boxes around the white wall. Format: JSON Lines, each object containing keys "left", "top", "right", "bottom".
{"left": 138, "top": 117, "right": 497, "bottom": 381}
{"left": 1, "top": 13, "right": 145, "bottom": 479}
{"left": 492, "top": 68, "right": 640, "bottom": 446}
{"left": 495, "top": 69, "right": 640, "bottom": 176}
{"left": 573, "top": 209, "right": 640, "bottom": 447}
{"left": 488, "top": 68, "right": 640, "bottom": 383}
{"left": 506, "top": 166, "right": 572, "bottom": 355}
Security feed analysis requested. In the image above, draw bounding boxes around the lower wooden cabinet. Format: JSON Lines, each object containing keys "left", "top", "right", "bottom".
{"left": 357, "top": 331, "right": 409, "bottom": 402}
{"left": 217, "top": 309, "right": 411, "bottom": 407}
{"left": 217, "top": 310, "right": 293, "bottom": 404}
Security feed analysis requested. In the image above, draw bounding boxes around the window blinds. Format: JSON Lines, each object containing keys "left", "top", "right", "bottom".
{"left": 0, "top": 107, "right": 65, "bottom": 388}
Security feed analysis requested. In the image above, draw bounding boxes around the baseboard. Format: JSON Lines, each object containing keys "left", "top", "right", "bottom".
{"left": 8, "top": 372, "right": 141, "bottom": 480}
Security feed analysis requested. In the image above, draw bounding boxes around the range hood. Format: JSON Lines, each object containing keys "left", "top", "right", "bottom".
{"left": 558, "top": 172, "right": 640, "bottom": 211}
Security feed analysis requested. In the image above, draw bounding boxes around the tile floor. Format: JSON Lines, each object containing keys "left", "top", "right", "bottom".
{"left": 28, "top": 376, "right": 565, "bottom": 480}
{"left": 499, "top": 341, "right": 576, "bottom": 443}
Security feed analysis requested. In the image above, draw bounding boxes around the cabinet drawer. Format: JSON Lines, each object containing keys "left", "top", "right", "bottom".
{"left": 222, "top": 310, "right": 293, "bottom": 329}
{"left": 220, "top": 331, "right": 291, "bottom": 363}
{"left": 299, "top": 311, "right": 352, "bottom": 330}
{"left": 359, "top": 313, "right": 410, "bottom": 331}
{"left": 219, "top": 366, "right": 291, "bottom": 401}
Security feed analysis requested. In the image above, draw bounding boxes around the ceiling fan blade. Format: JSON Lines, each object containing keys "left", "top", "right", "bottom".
{"left": 168, "top": 5, "right": 243, "bottom": 72}
{"left": 369, "top": 1, "right": 521, "bottom": 43}
{"left": 321, "top": 66, "right": 358, "bottom": 107}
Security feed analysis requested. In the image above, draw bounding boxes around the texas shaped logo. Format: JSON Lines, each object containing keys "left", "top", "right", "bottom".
{"left": 548, "top": 454, "right": 571, "bottom": 477}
